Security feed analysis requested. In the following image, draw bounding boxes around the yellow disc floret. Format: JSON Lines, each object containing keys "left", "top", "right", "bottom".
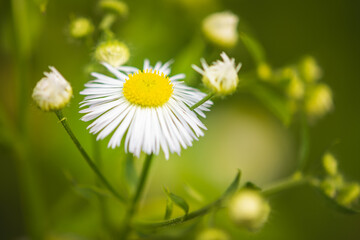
{"left": 123, "top": 70, "right": 173, "bottom": 107}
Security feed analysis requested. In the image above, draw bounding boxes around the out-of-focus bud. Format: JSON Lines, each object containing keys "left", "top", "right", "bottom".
{"left": 95, "top": 40, "right": 130, "bottom": 67}
{"left": 257, "top": 62, "right": 272, "bottom": 81}
{"left": 32, "top": 67, "right": 72, "bottom": 112}
{"left": 192, "top": 52, "right": 241, "bottom": 96}
{"left": 299, "top": 56, "right": 322, "bottom": 83}
{"left": 228, "top": 189, "right": 270, "bottom": 231}
{"left": 202, "top": 11, "right": 239, "bottom": 48}
{"left": 196, "top": 228, "right": 230, "bottom": 240}
{"left": 286, "top": 73, "right": 304, "bottom": 100}
{"left": 336, "top": 183, "right": 360, "bottom": 207}
{"left": 320, "top": 174, "right": 344, "bottom": 198}
{"left": 322, "top": 153, "right": 338, "bottom": 176}
{"left": 305, "top": 83, "right": 333, "bottom": 120}
{"left": 69, "top": 17, "right": 94, "bottom": 39}
{"left": 99, "top": 0, "right": 128, "bottom": 17}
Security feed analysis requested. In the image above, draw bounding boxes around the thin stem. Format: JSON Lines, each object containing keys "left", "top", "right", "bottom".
{"left": 297, "top": 113, "right": 310, "bottom": 171}
{"left": 122, "top": 154, "right": 154, "bottom": 238}
{"left": 262, "top": 174, "right": 309, "bottom": 197}
{"left": 190, "top": 92, "right": 215, "bottom": 111}
{"left": 55, "top": 110, "right": 125, "bottom": 203}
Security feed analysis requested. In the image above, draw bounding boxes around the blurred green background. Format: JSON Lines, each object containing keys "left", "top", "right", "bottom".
{"left": 1, "top": 0, "right": 360, "bottom": 239}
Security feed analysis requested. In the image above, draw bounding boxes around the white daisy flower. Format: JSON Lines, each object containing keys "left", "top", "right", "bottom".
{"left": 79, "top": 60, "right": 212, "bottom": 159}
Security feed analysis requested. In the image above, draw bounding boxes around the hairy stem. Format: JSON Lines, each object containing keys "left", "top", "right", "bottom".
{"left": 55, "top": 110, "right": 125, "bottom": 203}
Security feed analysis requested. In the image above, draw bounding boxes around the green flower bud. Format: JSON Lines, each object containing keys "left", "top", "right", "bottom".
{"left": 305, "top": 83, "right": 333, "bottom": 121}
{"left": 32, "top": 67, "right": 72, "bottom": 112}
{"left": 320, "top": 174, "right": 344, "bottom": 198}
{"left": 286, "top": 73, "right": 304, "bottom": 100}
{"left": 95, "top": 40, "right": 130, "bottom": 67}
{"left": 69, "top": 17, "right": 94, "bottom": 38}
{"left": 196, "top": 228, "right": 230, "bottom": 240}
{"left": 299, "top": 56, "right": 322, "bottom": 83}
{"left": 202, "top": 11, "right": 239, "bottom": 48}
{"left": 228, "top": 189, "right": 270, "bottom": 231}
{"left": 322, "top": 153, "right": 338, "bottom": 176}
{"left": 336, "top": 183, "right": 360, "bottom": 207}
{"left": 257, "top": 62, "right": 272, "bottom": 81}
{"left": 99, "top": 0, "right": 128, "bottom": 17}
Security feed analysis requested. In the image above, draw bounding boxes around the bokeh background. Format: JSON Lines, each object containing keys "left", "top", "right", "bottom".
{"left": 1, "top": 0, "right": 360, "bottom": 239}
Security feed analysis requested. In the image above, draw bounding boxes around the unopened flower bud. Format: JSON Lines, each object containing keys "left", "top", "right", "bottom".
{"left": 322, "top": 153, "right": 338, "bottom": 176}
{"left": 305, "top": 83, "right": 333, "bottom": 120}
{"left": 32, "top": 67, "right": 72, "bottom": 112}
{"left": 69, "top": 17, "right": 94, "bottom": 38}
{"left": 299, "top": 56, "right": 322, "bottom": 83}
{"left": 202, "top": 11, "right": 239, "bottom": 48}
{"left": 99, "top": 0, "right": 128, "bottom": 17}
{"left": 257, "top": 62, "right": 272, "bottom": 81}
{"left": 320, "top": 174, "right": 344, "bottom": 198}
{"left": 228, "top": 189, "right": 270, "bottom": 231}
{"left": 286, "top": 74, "right": 304, "bottom": 100}
{"left": 336, "top": 183, "right": 360, "bottom": 207}
{"left": 95, "top": 40, "right": 130, "bottom": 67}
{"left": 196, "top": 228, "right": 230, "bottom": 240}
{"left": 192, "top": 52, "right": 241, "bottom": 95}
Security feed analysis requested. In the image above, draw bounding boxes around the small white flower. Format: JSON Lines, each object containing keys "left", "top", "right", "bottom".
{"left": 202, "top": 11, "right": 239, "bottom": 48}
{"left": 32, "top": 67, "right": 73, "bottom": 111}
{"left": 80, "top": 60, "right": 212, "bottom": 159}
{"left": 192, "top": 52, "right": 242, "bottom": 95}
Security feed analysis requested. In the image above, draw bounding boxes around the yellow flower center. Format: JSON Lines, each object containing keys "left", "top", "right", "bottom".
{"left": 123, "top": 70, "right": 173, "bottom": 107}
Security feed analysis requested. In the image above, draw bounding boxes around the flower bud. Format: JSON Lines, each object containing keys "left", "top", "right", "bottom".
{"left": 32, "top": 67, "right": 72, "bottom": 112}
{"left": 320, "top": 174, "right": 344, "bottom": 198}
{"left": 99, "top": 0, "right": 128, "bottom": 17}
{"left": 257, "top": 62, "right": 272, "bottom": 81}
{"left": 322, "top": 153, "right": 338, "bottom": 176}
{"left": 305, "top": 83, "right": 333, "bottom": 120}
{"left": 336, "top": 183, "right": 360, "bottom": 207}
{"left": 95, "top": 40, "right": 130, "bottom": 67}
{"left": 202, "top": 11, "right": 239, "bottom": 48}
{"left": 228, "top": 189, "right": 270, "bottom": 231}
{"left": 299, "top": 56, "right": 322, "bottom": 83}
{"left": 196, "top": 228, "right": 230, "bottom": 240}
{"left": 192, "top": 52, "right": 241, "bottom": 96}
{"left": 69, "top": 17, "right": 94, "bottom": 39}
{"left": 286, "top": 73, "right": 304, "bottom": 100}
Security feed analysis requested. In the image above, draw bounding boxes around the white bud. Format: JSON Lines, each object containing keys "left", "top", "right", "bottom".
{"left": 202, "top": 11, "right": 239, "bottom": 48}
{"left": 95, "top": 40, "right": 130, "bottom": 67}
{"left": 228, "top": 189, "right": 270, "bottom": 231}
{"left": 192, "top": 52, "right": 241, "bottom": 95}
{"left": 32, "top": 67, "right": 72, "bottom": 112}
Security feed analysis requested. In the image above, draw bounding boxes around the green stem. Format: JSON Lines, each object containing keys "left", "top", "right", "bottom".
{"left": 262, "top": 174, "right": 309, "bottom": 197}
{"left": 55, "top": 110, "right": 125, "bottom": 203}
{"left": 190, "top": 92, "right": 215, "bottom": 111}
{"left": 297, "top": 113, "right": 310, "bottom": 171}
{"left": 122, "top": 154, "right": 154, "bottom": 238}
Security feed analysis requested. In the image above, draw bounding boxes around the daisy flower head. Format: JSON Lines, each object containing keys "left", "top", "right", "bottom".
{"left": 80, "top": 60, "right": 212, "bottom": 159}
{"left": 192, "top": 52, "right": 242, "bottom": 96}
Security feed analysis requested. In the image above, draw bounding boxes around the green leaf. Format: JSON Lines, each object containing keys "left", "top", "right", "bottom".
{"left": 184, "top": 184, "right": 204, "bottom": 203}
{"left": 249, "top": 84, "right": 292, "bottom": 125}
{"left": 222, "top": 169, "right": 241, "bottom": 198}
{"left": 240, "top": 32, "right": 266, "bottom": 65}
{"left": 164, "top": 197, "right": 173, "bottom": 220}
{"left": 244, "top": 181, "right": 262, "bottom": 191}
{"left": 164, "top": 187, "right": 189, "bottom": 215}
{"left": 313, "top": 186, "right": 360, "bottom": 214}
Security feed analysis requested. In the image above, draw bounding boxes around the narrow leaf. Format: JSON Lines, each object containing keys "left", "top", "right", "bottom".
{"left": 244, "top": 181, "right": 262, "bottom": 191}
{"left": 164, "top": 187, "right": 189, "bottom": 215}
{"left": 222, "top": 169, "right": 241, "bottom": 198}
{"left": 164, "top": 197, "right": 173, "bottom": 220}
{"left": 124, "top": 153, "right": 138, "bottom": 190}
